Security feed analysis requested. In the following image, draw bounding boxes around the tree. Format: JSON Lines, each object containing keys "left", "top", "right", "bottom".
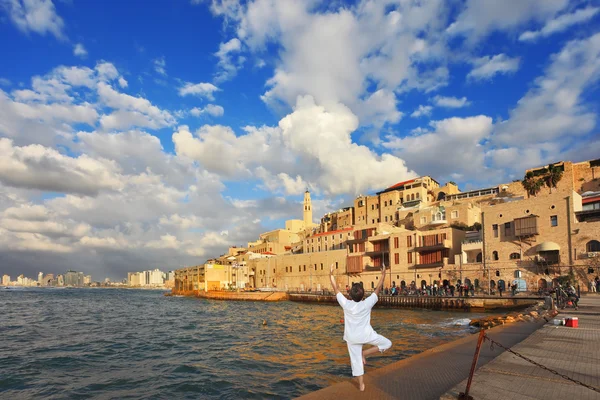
{"left": 544, "top": 163, "right": 563, "bottom": 193}
{"left": 521, "top": 171, "right": 544, "bottom": 198}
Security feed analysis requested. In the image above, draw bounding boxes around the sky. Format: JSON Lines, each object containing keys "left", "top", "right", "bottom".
{"left": 0, "top": 0, "right": 599, "bottom": 281}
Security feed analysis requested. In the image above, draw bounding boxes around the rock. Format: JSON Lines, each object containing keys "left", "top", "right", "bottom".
{"left": 529, "top": 311, "right": 539, "bottom": 318}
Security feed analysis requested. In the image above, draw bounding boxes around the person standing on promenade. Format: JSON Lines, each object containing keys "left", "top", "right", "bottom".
{"left": 329, "top": 263, "right": 392, "bottom": 392}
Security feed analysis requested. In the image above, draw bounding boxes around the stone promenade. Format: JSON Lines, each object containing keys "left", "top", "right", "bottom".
{"left": 443, "top": 295, "right": 600, "bottom": 400}
{"left": 297, "top": 296, "right": 600, "bottom": 400}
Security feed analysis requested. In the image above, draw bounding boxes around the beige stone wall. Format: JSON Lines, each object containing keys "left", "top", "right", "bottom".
{"left": 572, "top": 159, "right": 600, "bottom": 193}
{"left": 304, "top": 227, "right": 353, "bottom": 253}
{"left": 379, "top": 190, "right": 400, "bottom": 224}
{"left": 354, "top": 196, "right": 367, "bottom": 225}
{"left": 366, "top": 195, "right": 381, "bottom": 224}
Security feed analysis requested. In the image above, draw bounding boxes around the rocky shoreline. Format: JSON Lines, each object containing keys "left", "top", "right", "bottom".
{"left": 469, "top": 299, "right": 558, "bottom": 329}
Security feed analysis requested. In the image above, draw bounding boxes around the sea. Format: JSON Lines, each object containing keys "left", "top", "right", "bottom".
{"left": 0, "top": 288, "right": 486, "bottom": 399}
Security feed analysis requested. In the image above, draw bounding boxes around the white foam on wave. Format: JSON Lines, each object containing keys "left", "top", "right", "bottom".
{"left": 440, "top": 318, "right": 472, "bottom": 327}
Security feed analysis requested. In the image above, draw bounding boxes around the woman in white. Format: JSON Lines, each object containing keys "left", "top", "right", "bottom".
{"left": 329, "top": 263, "right": 392, "bottom": 392}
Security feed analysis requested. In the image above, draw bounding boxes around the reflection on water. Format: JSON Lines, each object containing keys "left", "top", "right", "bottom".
{"left": 0, "top": 288, "right": 487, "bottom": 399}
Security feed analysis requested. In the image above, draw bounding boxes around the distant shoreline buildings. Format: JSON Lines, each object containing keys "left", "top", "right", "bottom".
{"left": 2, "top": 270, "right": 92, "bottom": 288}
{"left": 127, "top": 269, "right": 174, "bottom": 289}
{"left": 174, "top": 158, "right": 600, "bottom": 295}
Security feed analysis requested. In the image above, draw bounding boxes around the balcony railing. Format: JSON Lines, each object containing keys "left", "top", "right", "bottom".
{"left": 462, "top": 240, "right": 483, "bottom": 251}
{"left": 413, "top": 239, "right": 451, "bottom": 251}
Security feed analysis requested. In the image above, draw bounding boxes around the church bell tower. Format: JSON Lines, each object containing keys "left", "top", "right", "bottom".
{"left": 303, "top": 190, "right": 312, "bottom": 227}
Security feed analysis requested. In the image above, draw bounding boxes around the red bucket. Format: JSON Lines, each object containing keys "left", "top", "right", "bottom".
{"left": 565, "top": 317, "right": 578, "bottom": 328}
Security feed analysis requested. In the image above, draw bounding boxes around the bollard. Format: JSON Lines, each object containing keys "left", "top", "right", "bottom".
{"left": 458, "top": 329, "right": 486, "bottom": 400}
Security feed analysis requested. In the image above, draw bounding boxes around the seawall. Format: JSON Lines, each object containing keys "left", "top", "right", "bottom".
{"left": 288, "top": 293, "right": 542, "bottom": 311}
{"left": 167, "top": 290, "right": 288, "bottom": 301}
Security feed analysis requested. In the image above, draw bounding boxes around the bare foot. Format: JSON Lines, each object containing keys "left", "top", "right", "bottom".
{"left": 359, "top": 383, "right": 365, "bottom": 392}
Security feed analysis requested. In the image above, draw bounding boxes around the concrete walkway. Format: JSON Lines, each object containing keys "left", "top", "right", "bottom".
{"left": 442, "top": 295, "right": 600, "bottom": 400}
{"left": 297, "top": 315, "right": 546, "bottom": 399}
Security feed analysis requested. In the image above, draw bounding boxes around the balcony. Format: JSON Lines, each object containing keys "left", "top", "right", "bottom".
{"left": 409, "top": 261, "right": 445, "bottom": 269}
{"left": 413, "top": 239, "right": 451, "bottom": 251}
{"left": 514, "top": 215, "right": 539, "bottom": 236}
{"left": 462, "top": 240, "right": 483, "bottom": 252}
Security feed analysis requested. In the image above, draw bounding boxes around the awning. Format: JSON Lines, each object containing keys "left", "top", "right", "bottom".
{"left": 537, "top": 242, "right": 560, "bottom": 252}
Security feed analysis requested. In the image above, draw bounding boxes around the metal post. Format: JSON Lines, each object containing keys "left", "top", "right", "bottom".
{"left": 459, "top": 329, "right": 486, "bottom": 400}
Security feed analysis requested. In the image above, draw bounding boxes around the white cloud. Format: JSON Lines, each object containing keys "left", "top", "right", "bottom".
{"left": 494, "top": 33, "right": 600, "bottom": 145}
{"left": 0, "top": 78, "right": 11, "bottom": 86}
{"left": 178, "top": 81, "right": 220, "bottom": 100}
{"left": 519, "top": 7, "right": 600, "bottom": 42}
{"left": 214, "top": 38, "right": 244, "bottom": 82}
{"left": 0, "top": 138, "right": 124, "bottom": 196}
{"left": 118, "top": 77, "right": 128, "bottom": 88}
{"left": 153, "top": 57, "right": 166, "bottom": 76}
{"left": 2, "top": 0, "right": 66, "bottom": 40}
{"left": 411, "top": 105, "right": 433, "bottom": 118}
{"left": 190, "top": 104, "right": 225, "bottom": 117}
{"left": 468, "top": 54, "right": 520, "bottom": 81}
{"left": 433, "top": 96, "right": 470, "bottom": 108}
{"left": 174, "top": 96, "right": 416, "bottom": 195}
{"left": 73, "top": 43, "right": 87, "bottom": 58}
{"left": 97, "top": 82, "right": 176, "bottom": 130}
{"left": 447, "top": 0, "right": 569, "bottom": 42}
{"left": 383, "top": 115, "right": 493, "bottom": 182}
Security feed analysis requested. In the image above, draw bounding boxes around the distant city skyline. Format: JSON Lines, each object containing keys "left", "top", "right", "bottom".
{"left": 0, "top": 1, "right": 599, "bottom": 280}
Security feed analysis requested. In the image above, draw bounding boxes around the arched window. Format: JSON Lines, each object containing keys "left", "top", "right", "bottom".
{"left": 492, "top": 251, "right": 499, "bottom": 260}
{"left": 476, "top": 252, "right": 482, "bottom": 262}
{"left": 514, "top": 270, "right": 522, "bottom": 278}
{"left": 587, "top": 240, "right": 600, "bottom": 252}
{"left": 509, "top": 252, "right": 521, "bottom": 260}
{"left": 411, "top": 194, "right": 415, "bottom": 201}
{"left": 371, "top": 281, "right": 375, "bottom": 289}
{"left": 416, "top": 192, "right": 420, "bottom": 199}
{"left": 496, "top": 270, "right": 500, "bottom": 277}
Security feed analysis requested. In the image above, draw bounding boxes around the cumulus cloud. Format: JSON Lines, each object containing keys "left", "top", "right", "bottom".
{"left": 214, "top": 38, "right": 244, "bottom": 82}
{"left": 2, "top": 0, "right": 65, "bottom": 40}
{"left": 433, "top": 95, "right": 471, "bottom": 108}
{"left": 97, "top": 83, "right": 176, "bottom": 130}
{"left": 447, "top": 0, "right": 569, "bottom": 42}
{"left": 174, "top": 95, "right": 416, "bottom": 195}
{"left": 0, "top": 138, "right": 124, "bottom": 196}
{"left": 411, "top": 105, "right": 433, "bottom": 118}
{"left": 190, "top": 104, "right": 225, "bottom": 117}
{"left": 73, "top": 43, "right": 87, "bottom": 58}
{"left": 468, "top": 54, "right": 520, "bottom": 81}
{"left": 178, "top": 81, "right": 220, "bottom": 100}
{"left": 118, "top": 77, "right": 128, "bottom": 88}
{"left": 494, "top": 33, "right": 600, "bottom": 145}
{"left": 519, "top": 7, "right": 600, "bottom": 42}
{"left": 383, "top": 115, "right": 493, "bottom": 183}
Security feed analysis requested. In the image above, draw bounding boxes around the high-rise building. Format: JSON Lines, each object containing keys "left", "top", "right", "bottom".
{"left": 2, "top": 275, "right": 10, "bottom": 286}
{"left": 37, "top": 272, "right": 43, "bottom": 285}
{"left": 64, "top": 270, "right": 84, "bottom": 287}
{"left": 84, "top": 275, "right": 92, "bottom": 285}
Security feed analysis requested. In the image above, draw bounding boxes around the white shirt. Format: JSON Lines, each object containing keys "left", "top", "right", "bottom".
{"left": 336, "top": 292, "right": 379, "bottom": 344}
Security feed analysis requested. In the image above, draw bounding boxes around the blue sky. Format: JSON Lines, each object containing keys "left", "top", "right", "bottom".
{"left": 0, "top": 0, "right": 599, "bottom": 280}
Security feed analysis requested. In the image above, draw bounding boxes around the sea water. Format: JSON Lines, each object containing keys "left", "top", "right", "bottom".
{"left": 0, "top": 288, "right": 486, "bottom": 399}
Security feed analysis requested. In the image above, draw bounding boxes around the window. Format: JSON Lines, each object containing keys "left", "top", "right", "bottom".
{"left": 299, "top": 266, "right": 301, "bottom": 272}
{"left": 335, "top": 262, "right": 338, "bottom": 269}
{"left": 384, "top": 201, "right": 388, "bottom": 207}
{"left": 451, "top": 210, "right": 458, "bottom": 219}
{"left": 394, "top": 237, "right": 399, "bottom": 248}
{"left": 509, "top": 252, "right": 521, "bottom": 260}
{"left": 493, "top": 251, "right": 499, "bottom": 260}
{"left": 421, "top": 216, "right": 427, "bottom": 224}
{"left": 492, "top": 224, "right": 498, "bottom": 238}
{"left": 504, "top": 222, "right": 512, "bottom": 237}
{"left": 358, "top": 200, "right": 364, "bottom": 207}
{"left": 407, "top": 236, "right": 412, "bottom": 247}
{"left": 514, "top": 270, "right": 522, "bottom": 278}
{"left": 371, "top": 204, "right": 375, "bottom": 210}
{"left": 395, "top": 253, "right": 399, "bottom": 264}
{"left": 339, "top": 234, "right": 342, "bottom": 239}
{"left": 321, "top": 263, "right": 323, "bottom": 270}
{"left": 372, "top": 219, "right": 375, "bottom": 224}
{"left": 550, "top": 215, "right": 558, "bottom": 227}
{"left": 407, "top": 252, "right": 412, "bottom": 263}
{"left": 587, "top": 240, "right": 600, "bottom": 252}
{"left": 496, "top": 270, "right": 500, "bottom": 277}
{"left": 303, "top": 265, "right": 306, "bottom": 271}
{"left": 416, "top": 192, "right": 420, "bottom": 199}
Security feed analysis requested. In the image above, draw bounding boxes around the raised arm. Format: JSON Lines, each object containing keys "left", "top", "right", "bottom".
{"left": 329, "top": 263, "right": 340, "bottom": 293}
{"left": 373, "top": 264, "right": 386, "bottom": 296}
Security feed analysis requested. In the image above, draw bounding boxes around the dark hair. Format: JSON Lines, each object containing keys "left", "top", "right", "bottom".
{"left": 349, "top": 283, "right": 364, "bottom": 302}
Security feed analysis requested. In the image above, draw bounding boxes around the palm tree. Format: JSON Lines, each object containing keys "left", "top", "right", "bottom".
{"left": 521, "top": 171, "right": 544, "bottom": 198}
{"left": 544, "top": 163, "right": 563, "bottom": 193}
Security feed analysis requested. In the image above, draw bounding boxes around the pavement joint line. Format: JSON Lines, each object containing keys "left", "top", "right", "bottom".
{"left": 481, "top": 367, "right": 579, "bottom": 385}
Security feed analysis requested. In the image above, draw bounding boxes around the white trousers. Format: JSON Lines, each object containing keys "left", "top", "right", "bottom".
{"left": 346, "top": 334, "right": 392, "bottom": 377}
